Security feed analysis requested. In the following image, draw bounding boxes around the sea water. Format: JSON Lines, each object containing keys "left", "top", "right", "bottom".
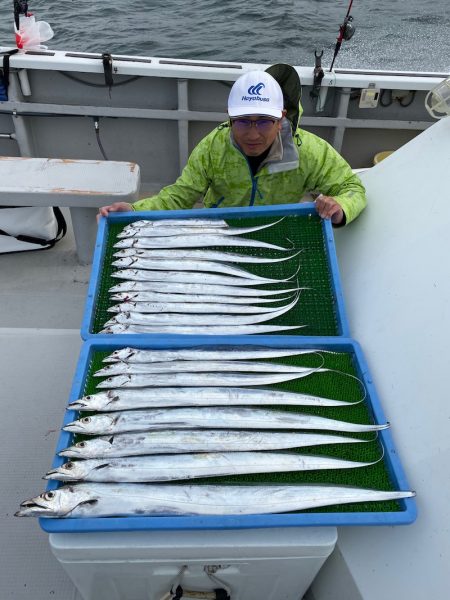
{"left": 0, "top": 0, "right": 449, "bottom": 71}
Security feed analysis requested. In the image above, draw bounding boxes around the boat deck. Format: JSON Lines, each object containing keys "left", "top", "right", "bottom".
{"left": 1, "top": 213, "right": 86, "bottom": 598}
{"left": 2, "top": 114, "right": 450, "bottom": 597}
{"left": 2, "top": 328, "right": 83, "bottom": 599}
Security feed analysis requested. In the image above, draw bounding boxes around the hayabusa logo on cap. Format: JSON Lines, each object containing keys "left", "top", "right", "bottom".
{"left": 247, "top": 82, "right": 265, "bottom": 96}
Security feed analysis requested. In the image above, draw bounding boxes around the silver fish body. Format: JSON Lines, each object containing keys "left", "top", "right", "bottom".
{"left": 99, "top": 324, "right": 304, "bottom": 335}
{"left": 118, "top": 226, "right": 230, "bottom": 239}
{"left": 68, "top": 386, "right": 357, "bottom": 412}
{"left": 45, "top": 452, "right": 379, "bottom": 483}
{"left": 108, "top": 281, "right": 301, "bottom": 296}
{"left": 59, "top": 430, "right": 369, "bottom": 458}
{"left": 102, "top": 347, "right": 319, "bottom": 364}
{"left": 117, "top": 221, "right": 281, "bottom": 239}
{"left": 107, "top": 300, "right": 294, "bottom": 314}
{"left": 104, "top": 297, "right": 298, "bottom": 327}
{"left": 110, "top": 269, "right": 293, "bottom": 286}
{"left": 112, "top": 248, "right": 302, "bottom": 264}
{"left": 63, "top": 407, "right": 389, "bottom": 435}
{"left": 96, "top": 370, "right": 322, "bottom": 388}
{"left": 109, "top": 293, "right": 293, "bottom": 305}
{"left": 107, "top": 301, "right": 294, "bottom": 315}
{"left": 16, "top": 483, "right": 415, "bottom": 518}
{"left": 125, "top": 219, "right": 229, "bottom": 228}
{"left": 118, "top": 218, "right": 282, "bottom": 238}
{"left": 111, "top": 258, "right": 296, "bottom": 282}
{"left": 118, "top": 227, "right": 230, "bottom": 238}
{"left": 113, "top": 235, "right": 289, "bottom": 251}
{"left": 105, "top": 296, "right": 298, "bottom": 318}
{"left": 94, "top": 360, "right": 323, "bottom": 377}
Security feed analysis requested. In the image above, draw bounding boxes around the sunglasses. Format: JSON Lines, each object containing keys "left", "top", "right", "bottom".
{"left": 230, "top": 118, "right": 279, "bottom": 133}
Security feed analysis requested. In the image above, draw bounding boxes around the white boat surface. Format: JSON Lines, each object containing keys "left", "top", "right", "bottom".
{"left": 0, "top": 50, "right": 449, "bottom": 599}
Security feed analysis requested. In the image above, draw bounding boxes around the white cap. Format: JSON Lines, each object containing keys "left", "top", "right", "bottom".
{"left": 228, "top": 71, "right": 284, "bottom": 119}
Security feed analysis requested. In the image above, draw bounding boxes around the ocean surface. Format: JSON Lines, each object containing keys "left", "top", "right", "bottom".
{"left": 1, "top": 0, "right": 449, "bottom": 72}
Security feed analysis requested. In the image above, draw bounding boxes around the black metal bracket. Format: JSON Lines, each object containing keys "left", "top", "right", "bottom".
{"left": 310, "top": 50, "right": 324, "bottom": 102}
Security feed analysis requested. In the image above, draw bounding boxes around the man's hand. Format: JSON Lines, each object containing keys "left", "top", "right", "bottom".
{"left": 97, "top": 202, "right": 133, "bottom": 223}
{"left": 315, "top": 194, "right": 344, "bottom": 225}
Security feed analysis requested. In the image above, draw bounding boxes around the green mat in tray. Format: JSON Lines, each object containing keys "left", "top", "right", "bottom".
{"left": 90, "top": 214, "right": 343, "bottom": 335}
{"left": 69, "top": 345, "right": 401, "bottom": 514}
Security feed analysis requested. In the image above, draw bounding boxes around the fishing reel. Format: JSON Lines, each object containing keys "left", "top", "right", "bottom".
{"left": 329, "top": 2, "right": 356, "bottom": 71}
{"left": 340, "top": 15, "right": 356, "bottom": 41}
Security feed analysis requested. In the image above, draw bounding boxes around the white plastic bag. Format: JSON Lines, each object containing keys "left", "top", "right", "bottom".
{"left": 0, "top": 207, "right": 66, "bottom": 254}
{"left": 15, "top": 14, "right": 54, "bottom": 51}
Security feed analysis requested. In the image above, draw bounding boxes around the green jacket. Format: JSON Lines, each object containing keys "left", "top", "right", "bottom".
{"left": 133, "top": 115, "right": 366, "bottom": 224}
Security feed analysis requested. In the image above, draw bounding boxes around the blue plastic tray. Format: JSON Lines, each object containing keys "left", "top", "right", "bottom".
{"left": 81, "top": 204, "right": 350, "bottom": 339}
{"left": 40, "top": 336, "right": 416, "bottom": 533}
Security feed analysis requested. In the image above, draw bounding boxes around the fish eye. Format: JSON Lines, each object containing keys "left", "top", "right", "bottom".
{"left": 77, "top": 442, "right": 86, "bottom": 448}
{"left": 86, "top": 396, "right": 91, "bottom": 400}
{"left": 82, "top": 417, "right": 91, "bottom": 423}
{"left": 44, "top": 492, "right": 55, "bottom": 500}
{"left": 65, "top": 462, "right": 74, "bottom": 470}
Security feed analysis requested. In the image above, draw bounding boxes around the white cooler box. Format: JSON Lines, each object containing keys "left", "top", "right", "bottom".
{"left": 50, "top": 527, "right": 337, "bottom": 600}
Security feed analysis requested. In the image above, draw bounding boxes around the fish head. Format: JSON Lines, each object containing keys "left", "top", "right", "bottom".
{"left": 100, "top": 325, "right": 130, "bottom": 334}
{"left": 118, "top": 229, "right": 140, "bottom": 239}
{"left": 111, "top": 258, "right": 132, "bottom": 268}
{"left": 108, "top": 282, "right": 137, "bottom": 293}
{"left": 113, "top": 238, "right": 135, "bottom": 249}
{"left": 63, "top": 414, "right": 116, "bottom": 434}
{"left": 105, "top": 312, "right": 129, "bottom": 325}
{"left": 104, "top": 316, "right": 120, "bottom": 326}
{"left": 110, "top": 293, "right": 135, "bottom": 301}
{"left": 113, "top": 248, "right": 135, "bottom": 257}
{"left": 15, "top": 486, "right": 95, "bottom": 517}
{"left": 97, "top": 375, "right": 131, "bottom": 388}
{"left": 96, "top": 364, "right": 130, "bottom": 377}
{"left": 94, "top": 364, "right": 122, "bottom": 377}
{"left": 103, "top": 347, "right": 135, "bottom": 363}
{"left": 59, "top": 436, "right": 115, "bottom": 458}
{"left": 107, "top": 305, "right": 121, "bottom": 313}
{"left": 67, "top": 391, "right": 118, "bottom": 411}
{"left": 45, "top": 460, "right": 89, "bottom": 481}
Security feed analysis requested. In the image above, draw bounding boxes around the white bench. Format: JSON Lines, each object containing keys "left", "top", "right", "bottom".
{"left": 0, "top": 157, "right": 140, "bottom": 264}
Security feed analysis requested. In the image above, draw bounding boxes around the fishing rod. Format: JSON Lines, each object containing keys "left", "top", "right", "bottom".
{"left": 329, "top": 0, "right": 356, "bottom": 71}
{"left": 13, "top": 0, "right": 29, "bottom": 30}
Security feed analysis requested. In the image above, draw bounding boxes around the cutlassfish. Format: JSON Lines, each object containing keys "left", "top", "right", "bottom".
{"left": 104, "top": 296, "right": 299, "bottom": 327}
{"left": 68, "top": 386, "right": 361, "bottom": 412}
{"left": 45, "top": 451, "right": 382, "bottom": 483}
{"left": 112, "top": 248, "right": 302, "bottom": 264}
{"left": 102, "top": 346, "right": 320, "bottom": 363}
{"left": 63, "top": 407, "right": 389, "bottom": 435}
{"left": 16, "top": 483, "right": 415, "bottom": 518}
{"left": 59, "top": 430, "right": 371, "bottom": 458}
{"left": 108, "top": 281, "right": 301, "bottom": 296}
{"left": 93, "top": 359, "right": 324, "bottom": 377}
{"left": 110, "top": 269, "right": 296, "bottom": 286}
{"left": 100, "top": 324, "right": 305, "bottom": 335}
{"left": 111, "top": 257, "right": 299, "bottom": 281}
{"left": 117, "top": 218, "right": 284, "bottom": 239}
{"left": 108, "top": 297, "right": 294, "bottom": 311}
{"left": 124, "top": 218, "right": 229, "bottom": 228}
{"left": 113, "top": 235, "right": 291, "bottom": 250}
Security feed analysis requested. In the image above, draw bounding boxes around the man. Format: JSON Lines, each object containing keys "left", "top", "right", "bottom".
{"left": 98, "top": 69, "right": 366, "bottom": 225}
